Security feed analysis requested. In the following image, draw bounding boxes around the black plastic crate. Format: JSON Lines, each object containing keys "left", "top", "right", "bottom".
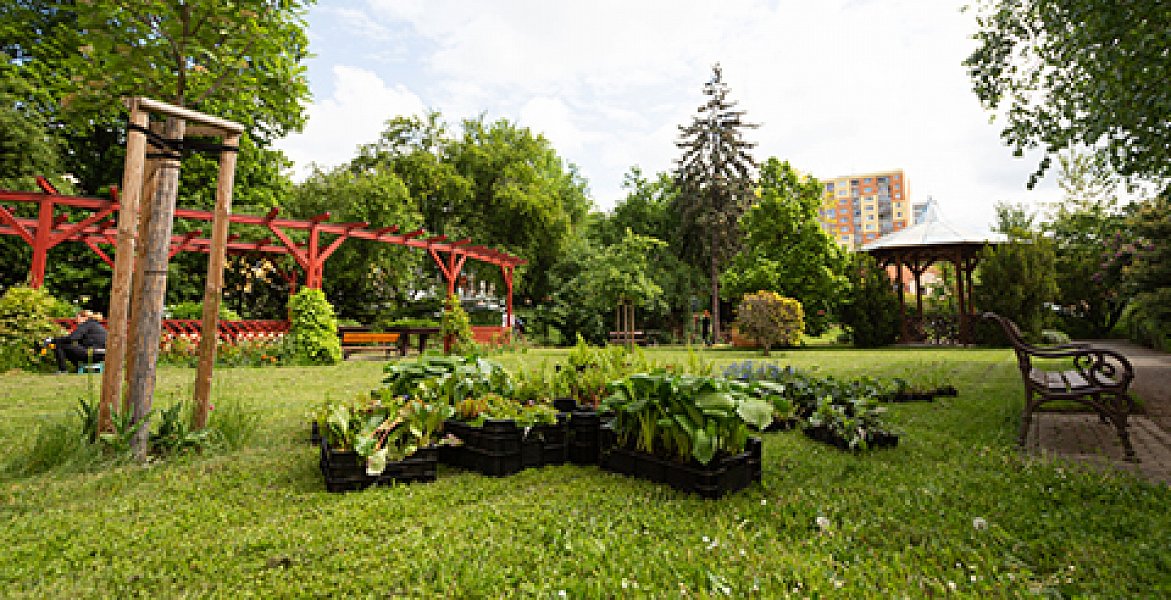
{"left": 599, "top": 435, "right": 763, "bottom": 499}
{"left": 320, "top": 438, "right": 438, "bottom": 493}
{"left": 802, "top": 425, "right": 900, "bottom": 450}
{"left": 567, "top": 409, "right": 602, "bottom": 465}
{"left": 441, "top": 416, "right": 568, "bottom": 476}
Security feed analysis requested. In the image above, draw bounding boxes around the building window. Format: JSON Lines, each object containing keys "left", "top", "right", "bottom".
{"left": 867, "top": 215, "right": 875, "bottom": 220}
{"left": 864, "top": 178, "right": 872, "bottom": 183}
{"left": 896, "top": 211, "right": 903, "bottom": 218}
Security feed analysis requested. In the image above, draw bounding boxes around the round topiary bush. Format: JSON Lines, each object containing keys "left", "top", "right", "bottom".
{"left": 286, "top": 288, "right": 342, "bottom": 365}
{"left": 734, "top": 291, "right": 804, "bottom": 355}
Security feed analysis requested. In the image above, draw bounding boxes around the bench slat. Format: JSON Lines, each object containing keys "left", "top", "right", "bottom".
{"left": 342, "top": 332, "right": 400, "bottom": 343}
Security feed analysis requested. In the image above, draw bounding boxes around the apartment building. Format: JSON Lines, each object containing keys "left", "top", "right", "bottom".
{"left": 817, "top": 169, "right": 922, "bottom": 248}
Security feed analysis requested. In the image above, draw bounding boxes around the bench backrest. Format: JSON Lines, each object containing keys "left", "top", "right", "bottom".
{"left": 341, "top": 332, "right": 400, "bottom": 344}
{"left": 983, "top": 312, "right": 1035, "bottom": 375}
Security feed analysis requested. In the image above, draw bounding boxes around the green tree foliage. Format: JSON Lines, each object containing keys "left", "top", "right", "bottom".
{"left": 286, "top": 165, "right": 423, "bottom": 323}
{"left": 1122, "top": 196, "right": 1171, "bottom": 350}
{"left": 351, "top": 113, "right": 589, "bottom": 305}
{"left": 446, "top": 116, "right": 591, "bottom": 302}
{"left": 965, "top": 0, "right": 1171, "bottom": 188}
{"left": 837, "top": 254, "right": 901, "bottom": 348}
{"left": 574, "top": 228, "right": 667, "bottom": 313}
{"left": 721, "top": 159, "right": 846, "bottom": 336}
{"left": 440, "top": 294, "right": 474, "bottom": 355}
{"left": 1044, "top": 153, "right": 1137, "bottom": 336}
{"left": 588, "top": 168, "right": 699, "bottom": 339}
{"left": 0, "top": 285, "right": 67, "bottom": 371}
{"left": 972, "top": 236, "right": 1059, "bottom": 344}
{"left": 286, "top": 288, "right": 341, "bottom": 365}
{"left": 672, "top": 63, "right": 757, "bottom": 342}
{"left": 734, "top": 291, "right": 803, "bottom": 355}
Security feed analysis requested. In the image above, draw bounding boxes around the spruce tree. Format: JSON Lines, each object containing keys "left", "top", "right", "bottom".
{"left": 672, "top": 63, "right": 757, "bottom": 342}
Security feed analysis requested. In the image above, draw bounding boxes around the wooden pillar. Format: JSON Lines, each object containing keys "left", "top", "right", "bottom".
{"left": 501, "top": 265, "right": 514, "bottom": 341}
{"left": 953, "top": 251, "right": 968, "bottom": 345}
{"left": 193, "top": 133, "right": 240, "bottom": 430}
{"left": 124, "top": 156, "right": 161, "bottom": 413}
{"left": 894, "top": 256, "right": 908, "bottom": 343}
{"left": 26, "top": 195, "right": 55, "bottom": 288}
{"left": 126, "top": 116, "right": 185, "bottom": 460}
{"left": 99, "top": 100, "right": 148, "bottom": 433}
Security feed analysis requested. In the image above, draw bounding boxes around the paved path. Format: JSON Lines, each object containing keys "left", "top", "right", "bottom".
{"left": 1028, "top": 339, "right": 1171, "bottom": 485}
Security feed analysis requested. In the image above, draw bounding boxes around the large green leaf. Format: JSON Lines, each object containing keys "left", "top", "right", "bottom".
{"left": 737, "top": 397, "right": 773, "bottom": 430}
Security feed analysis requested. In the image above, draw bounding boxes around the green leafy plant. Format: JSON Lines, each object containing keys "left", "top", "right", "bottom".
{"left": 601, "top": 371, "right": 771, "bottom": 465}
{"left": 0, "top": 285, "right": 67, "bottom": 371}
{"left": 323, "top": 392, "right": 453, "bottom": 475}
{"left": 287, "top": 288, "right": 342, "bottom": 365}
{"left": 166, "top": 301, "right": 240, "bottom": 321}
{"left": 452, "top": 394, "right": 559, "bottom": 428}
{"left": 381, "top": 354, "right": 513, "bottom": 405}
{"left": 805, "top": 395, "right": 896, "bottom": 451}
{"left": 440, "top": 294, "right": 475, "bottom": 355}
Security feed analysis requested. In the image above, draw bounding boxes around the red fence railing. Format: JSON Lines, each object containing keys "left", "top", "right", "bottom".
{"left": 55, "top": 318, "right": 289, "bottom": 344}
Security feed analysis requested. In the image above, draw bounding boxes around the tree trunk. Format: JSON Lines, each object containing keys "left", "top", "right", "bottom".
{"left": 710, "top": 229, "right": 721, "bottom": 344}
{"left": 126, "top": 116, "right": 185, "bottom": 461}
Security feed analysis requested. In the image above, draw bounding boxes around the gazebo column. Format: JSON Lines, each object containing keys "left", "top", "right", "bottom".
{"left": 952, "top": 250, "right": 968, "bottom": 345}
{"left": 894, "top": 256, "right": 908, "bottom": 342}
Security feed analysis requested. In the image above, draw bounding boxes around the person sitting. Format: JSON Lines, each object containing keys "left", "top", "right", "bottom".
{"left": 52, "top": 309, "right": 107, "bottom": 373}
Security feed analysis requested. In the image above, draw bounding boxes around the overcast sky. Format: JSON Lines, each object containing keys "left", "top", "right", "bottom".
{"left": 274, "top": 0, "right": 1064, "bottom": 232}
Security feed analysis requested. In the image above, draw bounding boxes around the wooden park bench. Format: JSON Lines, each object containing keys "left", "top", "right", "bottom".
{"left": 984, "top": 312, "right": 1138, "bottom": 461}
{"left": 608, "top": 330, "right": 647, "bottom": 346}
{"left": 339, "top": 330, "right": 401, "bottom": 359}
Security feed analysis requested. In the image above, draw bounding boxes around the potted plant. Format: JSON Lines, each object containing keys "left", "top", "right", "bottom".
{"left": 441, "top": 394, "right": 565, "bottom": 476}
{"left": 598, "top": 371, "right": 771, "bottom": 498}
{"left": 803, "top": 396, "right": 899, "bottom": 451}
{"left": 319, "top": 392, "right": 452, "bottom": 492}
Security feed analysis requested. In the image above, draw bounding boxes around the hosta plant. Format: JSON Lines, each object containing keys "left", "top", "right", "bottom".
{"left": 601, "top": 371, "right": 771, "bottom": 465}
{"left": 805, "top": 395, "right": 896, "bottom": 451}
{"left": 381, "top": 354, "right": 513, "bottom": 404}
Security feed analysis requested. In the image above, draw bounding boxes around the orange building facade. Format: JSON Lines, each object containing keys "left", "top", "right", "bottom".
{"left": 817, "top": 169, "right": 921, "bottom": 249}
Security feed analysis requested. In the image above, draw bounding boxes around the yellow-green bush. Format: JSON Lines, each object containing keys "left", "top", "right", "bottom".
{"left": 734, "top": 291, "right": 803, "bottom": 354}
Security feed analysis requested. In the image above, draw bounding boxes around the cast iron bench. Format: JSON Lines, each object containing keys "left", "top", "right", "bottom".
{"left": 984, "top": 312, "right": 1138, "bottom": 461}
{"left": 339, "top": 331, "right": 401, "bottom": 359}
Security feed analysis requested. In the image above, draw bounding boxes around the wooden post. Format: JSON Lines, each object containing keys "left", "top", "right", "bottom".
{"left": 99, "top": 99, "right": 148, "bottom": 433}
{"left": 894, "top": 257, "right": 908, "bottom": 342}
{"left": 126, "top": 116, "right": 185, "bottom": 460}
{"left": 193, "top": 133, "right": 240, "bottom": 430}
{"left": 124, "top": 156, "right": 161, "bottom": 413}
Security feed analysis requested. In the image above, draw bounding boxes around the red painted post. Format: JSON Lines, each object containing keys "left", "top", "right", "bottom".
{"left": 27, "top": 196, "right": 55, "bottom": 288}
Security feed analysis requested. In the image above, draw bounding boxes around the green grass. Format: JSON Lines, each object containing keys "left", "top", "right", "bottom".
{"left": 2, "top": 347, "right": 1169, "bottom": 597}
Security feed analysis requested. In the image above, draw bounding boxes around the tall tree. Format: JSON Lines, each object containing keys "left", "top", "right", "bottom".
{"left": 1123, "top": 195, "right": 1171, "bottom": 349}
{"left": 446, "top": 116, "right": 591, "bottom": 303}
{"left": 720, "top": 159, "right": 847, "bottom": 336}
{"left": 1044, "top": 152, "right": 1136, "bottom": 336}
{"left": 672, "top": 63, "right": 757, "bottom": 342}
{"left": 286, "top": 165, "right": 423, "bottom": 323}
{"left": 965, "top": 0, "right": 1171, "bottom": 189}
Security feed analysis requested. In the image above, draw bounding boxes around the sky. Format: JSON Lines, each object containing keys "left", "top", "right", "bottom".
{"left": 274, "top": 0, "right": 1064, "bottom": 233}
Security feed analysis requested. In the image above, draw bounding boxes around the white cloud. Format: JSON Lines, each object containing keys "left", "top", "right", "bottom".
{"left": 277, "top": 0, "right": 1067, "bottom": 230}
{"left": 275, "top": 65, "right": 425, "bottom": 180}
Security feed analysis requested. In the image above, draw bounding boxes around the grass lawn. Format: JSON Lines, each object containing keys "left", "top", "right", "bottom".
{"left": 2, "top": 346, "right": 1169, "bottom": 597}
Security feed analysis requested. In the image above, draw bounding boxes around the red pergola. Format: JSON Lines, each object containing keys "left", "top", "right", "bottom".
{"left": 0, "top": 176, "right": 526, "bottom": 324}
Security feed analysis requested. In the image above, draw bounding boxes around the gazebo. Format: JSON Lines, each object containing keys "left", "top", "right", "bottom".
{"left": 861, "top": 201, "right": 1005, "bottom": 345}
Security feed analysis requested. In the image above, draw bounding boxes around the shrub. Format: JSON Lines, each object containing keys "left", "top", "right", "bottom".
{"left": 971, "top": 236, "right": 1058, "bottom": 345}
{"left": 733, "top": 291, "right": 803, "bottom": 355}
{"left": 440, "top": 294, "right": 474, "bottom": 354}
{"left": 1120, "top": 289, "right": 1171, "bottom": 351}
{"left": 286, "top": 288, "right": 342, "bottom": 365}
{"left": 0, "top": 285, "right": 67, "bottom": 371}
{"left": 838, "top": 255, "right": 901, "bottom": 348}
{"left": 167, "top": 301, "right": 240, "bottom": 321}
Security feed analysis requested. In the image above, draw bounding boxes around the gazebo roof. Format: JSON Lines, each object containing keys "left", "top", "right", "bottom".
{"left": 861, "top": 199, "right": 1005, "bottom": 252}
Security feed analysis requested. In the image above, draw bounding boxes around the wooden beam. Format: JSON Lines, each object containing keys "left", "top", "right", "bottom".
{"left": 193, "top": 132, "right": 241, "bottom": 429}
{"left": 133, "top": 97, "right": 245, "bottom": 134}
{"left": 100, "top": 99, "right": 148, "bottom": 434}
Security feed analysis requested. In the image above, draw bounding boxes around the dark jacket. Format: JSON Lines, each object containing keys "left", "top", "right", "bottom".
{"left": 68, "top": 319, "right": 107, "bottom": 349}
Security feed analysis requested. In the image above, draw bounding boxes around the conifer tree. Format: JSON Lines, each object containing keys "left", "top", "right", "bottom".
{"left": 672, "top": 63, "right": 757, "bottom": 342}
